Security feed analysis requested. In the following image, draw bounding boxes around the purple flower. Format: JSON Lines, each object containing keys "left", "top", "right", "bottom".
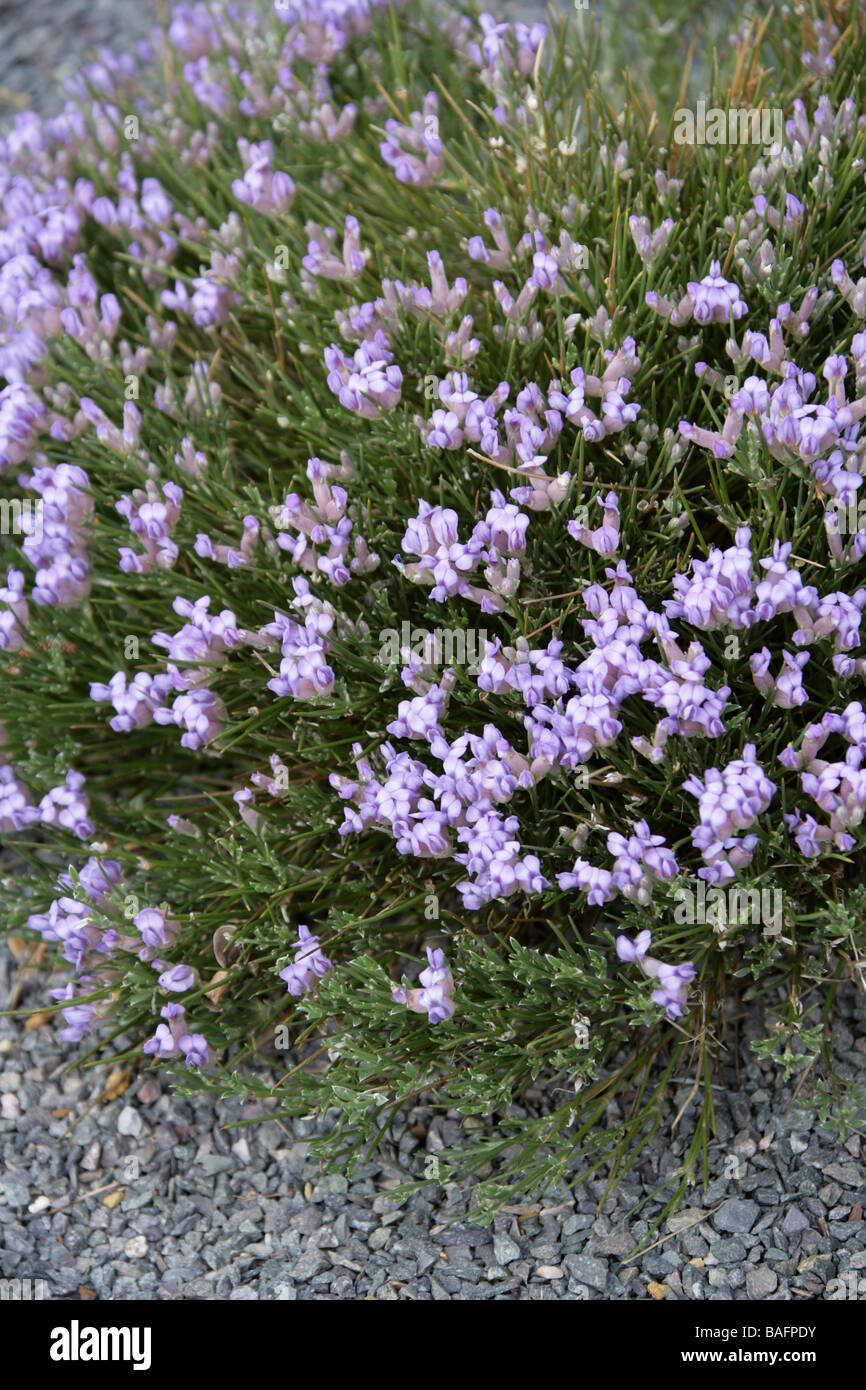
{"left": 38, "top": 769, "right": 93, "bottom": 839}
{"left": 392, "top": 945, "right": 455, "bottom": 1024}
{"left": 0, "top": 382, "right": 46, "bottom": 468}
{"left": 302, "top": 214, "right": 367, "bottom": 281}
{"left": 49, "top": 981, "right": 98, "bottom": 1043}
{"left": 232, "top": 138, "right": 295, "bottom": 212}
{"left": 649, "top": 962, "right": 698, "bottom": 1021}
{"left": 616, "top": 934, "right": 697, "bottom": 1021}
{"left": 57, "top": 856, "right": 122, "bottom": 902}
{"left": 58, "top": 1001, "right": 97, "bottom": 1043}
{"left": 178, "top": 1032, "right": 210, "bottom": 1067}
{"left": 134, "top": 907, "right": 178, "bottom": 951}
{"left": 380, "top": 93, "right": 444, "bottom": 186}
{"left": 261, "top": 603, "right": 335, "bottom": 701}
{"left": 528, "top": 234, "right": 560, "bottom": 292}
{"left": 0, "top": 568, "right": 29, "bottom": 651}
{"left": 90, "top": 671, "right": 167, "bottom": 732}
{"left": 143, "top": 1022, "right": 177, "bottom": 1056}
{"left": 568, "top": 491, "right": 620, "bottom": 555}
{"left": 557, "top": 857, "right": 616, "bottom": 904}
{"left": 0, "top": 763, "right": 40, "bottom": 831}
{"left": 279, "top": 924, "right": 332, "bottom": 996}
{"left": 686, "top": 260, "right": 748, "bottom": 324}
{"left": 615, "top": 930, "right": 652, "bottom": 962}
{"left": 152, "top": 686, "right": 227, "bottom": 750}
{"left": 683, "top": 744, "right": 776, "bottom": 881}
{"left": 324, "top": 334, "right": 403, "bottom": 417}
{"left": 157, "top": 963, "right": 196, "bottom": 992}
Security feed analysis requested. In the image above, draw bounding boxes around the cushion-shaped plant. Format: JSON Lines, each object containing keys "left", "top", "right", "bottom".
{"left": 1, "top": 0, "right": 865, "bottom": 1216}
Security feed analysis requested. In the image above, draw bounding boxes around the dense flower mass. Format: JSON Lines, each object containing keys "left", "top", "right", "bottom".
{"left": 1, "top": 0, "right": 865, "bottom": 1205}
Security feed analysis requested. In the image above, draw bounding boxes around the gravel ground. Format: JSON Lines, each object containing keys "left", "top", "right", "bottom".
{"left": 1, "top": 0, "right": 864, "bottom": 1304}
{"left": 0, "top": 0, "right": 163, "bottom": 122}
{"left": 2, "top": 942, "right": 865, "bottom": 1301}
{"left": 0, "top": 0, "right": 552, "bottom": 124}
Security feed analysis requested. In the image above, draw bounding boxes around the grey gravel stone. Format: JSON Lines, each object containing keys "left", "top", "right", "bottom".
{"left": 562, "top": 1213, "right": 594, "bottom": 1236}
{"left": 564, "top": 1254, "right": 608, "bottom": 1292}
{"left": 1, "top": 1180, "right": 28, "bottom": 1207}
{"left": 492, "top": 1232, "right": 521, "bottom": 1265}
{"left": 713, "top": 1198, "right": 761, "bottom": 1234}
{"left": 822, "top": 1163, "right": 862, "bottom": 1188}
{"left": 819, "top": 1182, "right": 843, "bottom": 1207}
{"left": 682, "top": 1236, "right": 709, "bottom": 1259}
{"left": 745, "top": 1266, "right": 779, "bottom": 1297}
{"left": 711, "top": 1237, "right": 748, "bottom": 1264}
{"left": 117, "top": 1106, "right": 143, "bottom": 1139}
{"left": 683, "top": 1266, "right": 705, "bottom": 1298}
{"left": 200, "top": 1155, "right": 234, "bottom": 1176}
{"left": 292, "top": 1247, "right": 329, "bottom": 1281}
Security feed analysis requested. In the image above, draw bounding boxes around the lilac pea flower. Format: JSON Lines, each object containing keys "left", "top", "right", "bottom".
{"left": 178, "top": 1033, "right": 211, "bottom": 1067}
{"left": 279, "top": 924, "right": 332, "bottom": 997}
{"left": 157, "top": 963, "right": 196, "bottom": 992}
{"left": 143, "top": 1022, "right": 178, "bottom": 1056}
{"left": 615, "top": 930, "right": 652, "bottom": 963}
{"left": 392, "top": 945, "right": 455, "bottom": 1024}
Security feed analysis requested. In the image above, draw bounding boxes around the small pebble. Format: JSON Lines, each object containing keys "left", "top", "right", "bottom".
{"left": 117, "top": 1106, "right": 142, "bottom": 1139}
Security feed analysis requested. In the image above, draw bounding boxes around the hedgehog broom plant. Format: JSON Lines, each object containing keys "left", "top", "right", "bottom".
{"left": 0, "top": 0, "right": 865, "bottom": 1222}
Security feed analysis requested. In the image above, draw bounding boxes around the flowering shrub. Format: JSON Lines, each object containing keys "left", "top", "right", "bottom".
{"left": 1, "top": 0, "right": 866, "bottom": 1214}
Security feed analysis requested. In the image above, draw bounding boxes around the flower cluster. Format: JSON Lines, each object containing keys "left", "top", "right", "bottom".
{"left": 231, "top": 138, "right": 296, "bottom": 213}
{"left": 683, "top": 745, "right": 777, "bottom": 885}
{"left": 781, "top": 702, "right": 866, "bottom": 855}
{"left": 646, "top": 259, "right": 748, "bottom": 327}
{"left": 558, "top": 819, "right": 678, "bottom": 907}
{"left": 324, "top": 332, "right": 403, "bottom": 417}
{"left": 20, "top": 463, "right": 92, "bottom": 609}
{"left": 27, "top": 848, "right": 210, "bottom": 1063}
{"left": 260, "top": 580, "right": 336, "bottom": 700}
{"left": 27, "top": 855, "right": 122, "bottom": 968}
{"left": 380, "top": 92, "right": 444, "bottom": 186}
{"left": 399, "top": 495, "right": 525, "bottom": 611}
{"left": 616, "top": 930, "right": 697, "bottom": 1021}
{"left": 0, "top": 757, "right": 93, "bottom": 842}
{"left": 269, "top": 454, "right": 379, "bottom": 586}
{"left": 117, "top": 479, "right": 184, "bottom": 572}
{"left": 392, "top": 945, "right": 455, "bottom": 1023}
{"left": 279, "top": 924, "right": 332, "bottom": 996}
{"left": 143, "top": 1004, "right": 210, "bottom": 1066}
{"left": 302, "top": 214, "right": 368, "bottom": 284}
